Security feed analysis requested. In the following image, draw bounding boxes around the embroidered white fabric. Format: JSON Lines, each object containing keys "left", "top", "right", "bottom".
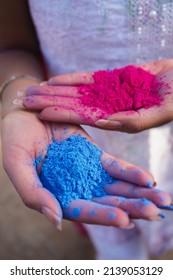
{"left": 28, "top": 0, "right": 173, "bottom": 259}
{"left": 128, "top": 0, "right": 173, "bottom": 63}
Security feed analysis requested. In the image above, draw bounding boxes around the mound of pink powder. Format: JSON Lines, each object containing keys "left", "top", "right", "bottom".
{"left": 78, "top": 65, "right": 163, "bottom": 115}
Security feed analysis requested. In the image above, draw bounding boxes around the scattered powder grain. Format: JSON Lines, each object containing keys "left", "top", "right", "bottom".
{"left": 38, "top": 135, "right": 114, "bottom": 208}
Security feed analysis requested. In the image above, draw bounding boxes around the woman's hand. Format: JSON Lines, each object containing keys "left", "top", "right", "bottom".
{"left": 1, "top": 111, "right": 63, "bottom": 229}
{"left": 2, "top": 110, "right": 171, "bottom": 229}
{"left": 24, "top": 59, "right": 173, "bottom": 133}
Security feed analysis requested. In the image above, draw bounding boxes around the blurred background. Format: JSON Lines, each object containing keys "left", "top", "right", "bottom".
{"left": 0, "top": 116, "right": 173, "bottom": 260}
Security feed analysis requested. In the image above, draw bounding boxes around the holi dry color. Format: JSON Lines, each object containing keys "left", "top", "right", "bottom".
{"left": 78, "top": 65, "right": 164, "bottom": 115}
{"left": 38, "top": 66, "right": 167, "bottom": 207}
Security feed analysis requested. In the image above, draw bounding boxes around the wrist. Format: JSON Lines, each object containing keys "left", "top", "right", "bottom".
{"left": 1, "top": 76, "right": 41, "bottom": 118}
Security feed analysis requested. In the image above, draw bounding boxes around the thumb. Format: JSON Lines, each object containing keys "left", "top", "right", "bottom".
{"left": 95, "top": 111, "right": 142, "bottom": 133}
{"left": 3, "top": 155, "right": 63, "bottom": 230}
{"left": 95, "top": 107, "right": 169, "bottom": 133}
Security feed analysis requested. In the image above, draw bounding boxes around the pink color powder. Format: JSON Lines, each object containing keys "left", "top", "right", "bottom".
{"left": 78, "top": 65, "right": 163, "bottom": 115}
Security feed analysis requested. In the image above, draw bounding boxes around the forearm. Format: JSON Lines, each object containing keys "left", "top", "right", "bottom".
{"left": 0, "top": 49, "right": 44, "bottom": 118}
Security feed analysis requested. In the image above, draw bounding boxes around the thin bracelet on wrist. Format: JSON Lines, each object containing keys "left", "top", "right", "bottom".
{"left": 0, "top": 74, "right": 41, "bottom": 101}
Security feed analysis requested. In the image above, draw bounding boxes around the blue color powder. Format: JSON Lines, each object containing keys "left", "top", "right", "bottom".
{"left": 38, "top": 135, "right": 114, "bottom": 208}
{"left": 141, "top": 198, "right": 151, "bottom": 206}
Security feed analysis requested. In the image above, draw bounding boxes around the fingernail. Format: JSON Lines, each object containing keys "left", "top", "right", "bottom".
{"left": 40, "top": 81, "right": 48, "bottom": 86}
{"left": 17, "top": 90, "right": 25, "bottom": 97}
{"left": 158, "top": 205, "right": 173, "bottom": 211}
{"left": 158, "top": 213, "right": 166, "bottom": 219}
{"left": 95, "top": 119, "right": 122, "bottom": 127}
{"left": 147, "top": 181, "right": 152, "bottom": 188}
{"left": 42, "top": 206, "right": 62, "bottom": 230}
{"left": 55, "top": 217, "right": 62, "bottom": 230}
{"left": 150, "top": 212, "right": 166, "bottom": 221}
{"left": 13, "top": 99, "right": 24, "bottom": 107}
{"left": 120, "top": 222, "right": 135, "bottom": 230}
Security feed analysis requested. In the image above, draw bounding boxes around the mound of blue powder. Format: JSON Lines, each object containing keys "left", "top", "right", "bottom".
{"left": 38, "top": 135, "right": 114, "bottom": 208}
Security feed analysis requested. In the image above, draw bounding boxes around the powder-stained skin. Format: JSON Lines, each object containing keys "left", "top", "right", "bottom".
{"left": 38, "top": 135, "right": 114, "bottom": 208}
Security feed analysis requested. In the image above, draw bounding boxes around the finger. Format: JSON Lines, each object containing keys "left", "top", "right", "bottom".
{"left": 26, "top": 85, "right": 82, "bottom": 97}
{"left": 24, "top": 95, "right": 82, "bottom": 110}
{"left": 138, "top": 105, "right": 172, "bottom": 129}
{"left": 95, "top": 111, "right": 141, "bottom": 132}
{"left": 101, "top": 153, "right": 154, "bottom": 187}
{"left": 93, "top": 196, "right": 165, "bottom": 220}
{"left": 137, "top": 61, "right": 163, "bottom": 75}
{"left": 3, "top": 154, "right": 63, "bottom": 229}
{"left": 63, "top": 199, "right": 133, "bottom": 229}
{"left": 138, "top": 59, "right": 173, "bottom": 75}
{"left": 96, "top": 106, "right": 170, "bottom": 133}
{"left": 104, "top": 180, "right": 171, "bottom": 206}
{"left": 48, "top": 72, "right": 94, "bottom": 86}
{"left": 39, "top": 106, "right": 107, "bottom": 124}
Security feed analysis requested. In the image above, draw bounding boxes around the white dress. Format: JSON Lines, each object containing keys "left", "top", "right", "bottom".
{"left": 28, "top": 0, "right": 173, "bottom": 259}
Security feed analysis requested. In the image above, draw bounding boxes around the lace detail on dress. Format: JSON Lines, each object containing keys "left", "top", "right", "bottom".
{"left": 127, "top": 0, "right": 173, "bottom": 64}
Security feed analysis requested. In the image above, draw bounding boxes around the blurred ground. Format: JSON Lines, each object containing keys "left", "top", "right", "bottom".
{"left": 0, "top": 118, "right": 173, "bottom": 260}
